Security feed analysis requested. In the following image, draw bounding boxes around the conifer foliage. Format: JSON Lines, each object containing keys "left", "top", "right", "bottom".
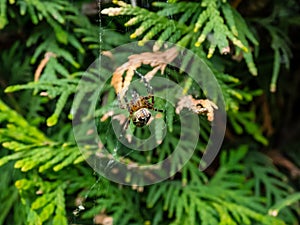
{"left": 0, "top": 0, "right": 300, "bottom": 224}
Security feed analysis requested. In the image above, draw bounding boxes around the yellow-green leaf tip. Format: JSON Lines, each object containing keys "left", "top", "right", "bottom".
{"left": 47, "top": 114, "right": 58, "bottom": 127}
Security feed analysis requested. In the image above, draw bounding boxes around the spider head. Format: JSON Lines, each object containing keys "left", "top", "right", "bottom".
{"left": 132, "top": 108, "right": 151, "bottom": 127}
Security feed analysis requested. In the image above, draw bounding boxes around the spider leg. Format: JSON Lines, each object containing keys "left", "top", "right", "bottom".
{"left": 131, "top": 91, "right": 140, "bottom": 105}
{"left": 142, "top": 95, "right": 156, "bottom": 106}
{"left": 118, "top": 92, "right": 133, "bottom": 130}
{"left": 123, "top": 116, "right": 131, "bottom": 130}
{"left": 123, "top": 110, "right": 134, "bottom": 130}
{"left": 117, "top": 93, "right": 125, "bottom": 109}
{"left": 153, "top": 108, "right": 164, "bottom": 113}
{"left": 143, "top": 99, "right": 164, "bottom": 113}
{"left": 118, "top": 92, "right": 131, "bottom": 112}
{"left": 134, "top": 70, "right": 153, "bottom": 95}
{"left": 135, "top": 70, "right": 158, "bottom": 107}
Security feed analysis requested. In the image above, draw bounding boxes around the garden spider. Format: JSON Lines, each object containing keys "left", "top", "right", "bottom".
{"left": 118, "top": 70, "right": 163, "bottom": 130}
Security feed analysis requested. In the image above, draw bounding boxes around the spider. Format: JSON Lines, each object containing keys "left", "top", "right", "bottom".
{"left": 118, "top": 70, "right": 163, "bottom": 130}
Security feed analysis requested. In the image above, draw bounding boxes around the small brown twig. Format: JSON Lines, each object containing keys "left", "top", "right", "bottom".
{"left": 34, "top": 52, "right": 56, "bottom": 82}
{"left": 267, "top": 149, "right": 300, "bottom": 179}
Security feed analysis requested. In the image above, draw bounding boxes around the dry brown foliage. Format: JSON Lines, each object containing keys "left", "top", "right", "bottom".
{"left": 94, "top": 212, "right": 113, "bottom": 225}
{"left": 110, "top": 47, "right": 178, "bottom": 98}
{"left": 176, "top": 95, "right": 218, "bottom": 121}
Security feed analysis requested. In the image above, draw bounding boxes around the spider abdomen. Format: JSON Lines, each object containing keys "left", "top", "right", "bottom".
{"left": 132, "top": 108, "right": 152, "bottom": 127}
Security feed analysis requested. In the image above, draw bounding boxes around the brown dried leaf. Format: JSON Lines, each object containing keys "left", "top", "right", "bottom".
{"left": 100, "top": 110, "right": 115, "bottom": 122}
{"left": 75, "top": 196, "right": 85, "bottom": 206}
{"left": 123, "top": 67, "right": 135, "bottom": 96}
{"left": 111, "top": 47, "right": 178, "bottom": 94}
{"left": 221, "top": 46, "right": 230, "bottom": 55}
{"left": 144, "top": 66, "right": 161, "bottom": 82}
{"left": 101, "top": 7, "right": 122, "bottom": 16}
{"left": 198, "top": 99, "right": 218, "bottom": 121}
{"left": 94, "top": 212, "right": 113, "bottom": 225}
{"left": 101, "top": 50, "right": 114, "bottom": 59}
{"left": 126, "top": 133, "right": 133, "bottom": 143}
{"left": 112, "top": 114, "right": 127, "bottom": 125}
{"left": 111, "top": 69, "right": 124, "bottom": 95}
{"left": 34, "top": 52, "right": 56, "bottom": 82}
{"left": 176, "top": 95, "right": 218, "bottom": 121}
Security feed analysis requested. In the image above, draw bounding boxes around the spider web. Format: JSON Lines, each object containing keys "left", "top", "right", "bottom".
{"left": 73, "top": 40, "right": 226, "bottom": 180}
{"left": 70, "top": 1, "right": 226, "bottom": 222}
{"left": 70, "top": 53, "right": 177, "bottom": 223}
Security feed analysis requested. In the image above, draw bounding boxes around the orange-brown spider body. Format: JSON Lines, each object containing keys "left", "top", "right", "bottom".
{"left": 129, "top": 96, "right": 154, "bottom": 127}
{"left": 118, "top": 71, "right": 162, "bottom": 130}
